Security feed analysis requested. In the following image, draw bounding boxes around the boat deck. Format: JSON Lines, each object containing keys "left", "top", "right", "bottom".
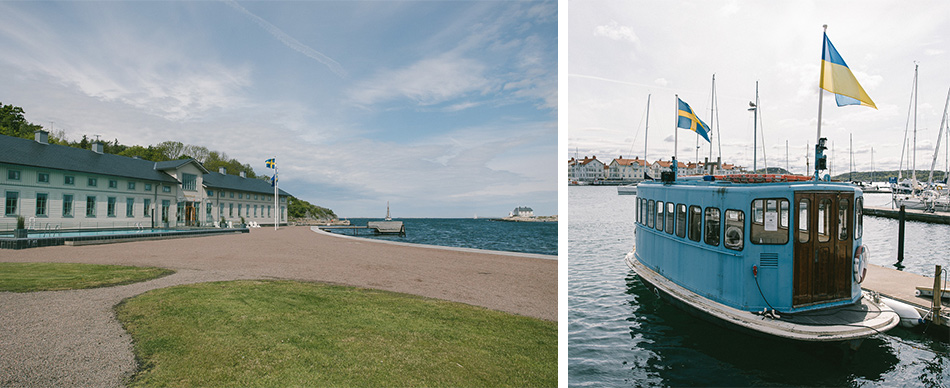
{"left": 776, "top": 298, "right": 881, "bottom": 326}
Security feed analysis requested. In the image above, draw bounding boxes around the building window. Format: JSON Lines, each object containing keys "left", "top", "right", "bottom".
{"left": 219, "top": 191, "right": 224, "bottom": 197}
{"left": 229, "top": 203, "right": 234, "bottom": 217}
{"left": 144, "top": 183, "right": 152, "bottom": 191}
{"left": 5, "top": 191, "right": 18, "bottom": 216}
{"left": 88, "top": 178, "right": 98, "bottom": 187}
{"left": 238, "top": 193, "right": 243, "bottom": 199}
{"left": 254, "top": 204, "right": 258, "bottom": 217}
{"left": 182, "top": 173, "right": 197, "bottom": 191}
{"left": 144, "top": 199, "right": 151, "bottom": 217}
{"left": 86, "top": 196, "right": 96, "bottom": 217}
{"left": 268, "top": 205, "right": 271, "bottom": 218}
{"left": 161, "top": 200, "right": 170, "bottom": 223}
{"left": 128, "top": 182, "right": 136, "bottom": 190}
{"left": 254, "top": 195, "right": 259, "bottom": 200}
{"left": 230, "top": 192, "right": 234, "bottom": 198}
{"left": 219, "top": 203, "right": 224, "bottom": 219}
{"left": 7, "top": 170, "right": 20, "bottom": 181}
{"left": 126, "top": 198, "right": 135, "bottom": 217}
{"left": 63, "top": 194, "right": 73, "bottom": 217}
{"left": 107, "top": 197, "right": 117, "bottom": 217}
{"left": 36, "top": 193, "right": 48, "bottom": 216}
{"left": 238, "top": 204, "right": 242, "bottom": 216}
{"left": 206, "top": 202, "right": 213, "bottom": 222}
{"left": 64, "top": 175, "right": 75, "bottom": 185}
{"left": 207, "top": 190, "right": 214, "bottom": 197}
{"left": 108, "top": 180, "right": 118, "bottom": 189}
{"left": 38, "top": 172, "right": 50, "bottom": 183}
{"left": 162, "top": 185, "right": 171, "bottom": 193}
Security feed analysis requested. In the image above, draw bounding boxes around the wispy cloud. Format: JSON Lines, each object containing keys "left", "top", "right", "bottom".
{"left": 222, "top": 0, "right": 346, "bottom": 78}
{"left": 346, "top": 53, "right": 490, "bottom": 107}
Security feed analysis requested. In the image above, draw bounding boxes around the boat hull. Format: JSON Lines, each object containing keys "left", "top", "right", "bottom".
{"left": 626, "top": 249, "right": 899, "bottom": 342}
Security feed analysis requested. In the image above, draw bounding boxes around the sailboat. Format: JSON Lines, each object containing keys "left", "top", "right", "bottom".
{"left": 367, "top": 201, "right": 406, "bottom": 235}
{"left": 892, "top": 65, "right": 950, "bottom": 212}
{"left": 618, "top": 95, "right": 651, "bottom": 196}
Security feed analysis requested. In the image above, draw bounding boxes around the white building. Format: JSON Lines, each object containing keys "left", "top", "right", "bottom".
{"left": 572, "top": 156, "right": 606, "bottom": 183}
{"left": 1, "top": 131, "right": 290, "bottom": 231}
{"left": 608, "top": 156, "right": 649, "bottom": 181}
{"left": 510, "top": 206, "right": 534, "bottom": 217}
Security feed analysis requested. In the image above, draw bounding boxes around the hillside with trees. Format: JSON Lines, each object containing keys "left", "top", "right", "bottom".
{"left": 1, "top": 101, "right": 335, "bottom": 220}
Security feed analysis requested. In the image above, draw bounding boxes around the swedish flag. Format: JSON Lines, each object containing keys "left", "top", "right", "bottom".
{"left": 265, "top": 158, "right": 276, "bottom": 169}
{"left": 677, "top": 98, "right": 711, "bottom": 142}
{"left": 820, "top": 33, "right": 876, "bottom": 109}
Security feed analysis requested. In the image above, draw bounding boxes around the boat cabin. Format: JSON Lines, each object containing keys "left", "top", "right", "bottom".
{"left": 633, "top": 174, "right": 868, "bottom": 313}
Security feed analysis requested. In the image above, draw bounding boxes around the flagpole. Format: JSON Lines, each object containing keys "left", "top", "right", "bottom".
{"left": 815, "top": 24, "right": 828, "bottom": 180}
{"left": 673, "top": 94, "right": 679, "bottom": 178}
{"left": 274, "top": 159, "right": 278, "bottom": 231}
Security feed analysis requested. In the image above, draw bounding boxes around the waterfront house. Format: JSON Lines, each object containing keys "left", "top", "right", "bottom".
{"left": 608, "top": 156, "right": 650, "bottom": 182}
{"left": 510, "top": 206, "right": 534, "bottom": 217}
{"left": 0, "top": 131, "right": 291, "bottom": 230}
{"left": 574, "top": 156, "right": 606, "bottom": 183}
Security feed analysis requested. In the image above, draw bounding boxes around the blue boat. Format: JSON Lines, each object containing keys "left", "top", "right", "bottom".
{"left": 626, "top": 171, "right": 899, "bottom": 343}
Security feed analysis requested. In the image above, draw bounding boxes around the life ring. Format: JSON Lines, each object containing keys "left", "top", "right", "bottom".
{"left": 853, "top": 245, "right": 868, "bottom": 283}
{"left": 725, "top": 226, "right": 742, "bottom": 247}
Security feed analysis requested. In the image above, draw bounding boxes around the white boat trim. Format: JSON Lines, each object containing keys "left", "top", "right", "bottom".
{"left": 626, "top": 249, "right": 900, "bottom": 342}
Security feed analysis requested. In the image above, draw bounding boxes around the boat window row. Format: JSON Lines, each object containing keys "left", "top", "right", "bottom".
{"left": 637, "top": 196, "right": 865, "bottom": 249}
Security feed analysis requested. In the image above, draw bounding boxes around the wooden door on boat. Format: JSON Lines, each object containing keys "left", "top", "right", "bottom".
{"left": 793, "top": 192, "right": 853, "bottom": 306}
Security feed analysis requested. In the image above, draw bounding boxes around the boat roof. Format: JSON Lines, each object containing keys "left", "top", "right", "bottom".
{"left": 640, "top": 174, "right": 860, "bottom": 192}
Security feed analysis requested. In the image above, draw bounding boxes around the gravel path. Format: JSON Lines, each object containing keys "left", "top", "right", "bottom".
{"left": 0, "top": 226, "right": 557, "bottom": 387}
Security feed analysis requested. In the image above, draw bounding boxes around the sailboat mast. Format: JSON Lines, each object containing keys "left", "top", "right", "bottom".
{"left": 645, "top": 94, "right": 651, "bottom": 163}
{"left": 709, "top": 75, "right": 716, "bottom": 167}
{"left": 928, "top": 87, "right": 950, "bottom": 185}
{"left": 913, "top": 63, "right": 918, "bottom": 181}
{"left": 752, "top": 81, "right": 759, "bottom": 172}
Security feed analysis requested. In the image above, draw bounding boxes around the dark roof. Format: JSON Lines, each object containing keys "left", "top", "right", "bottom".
{"left": 155, "top": 158, "right": 210, "bottom": 174}
{"left": 0, "top": 134, "right": 178, "bottom": 183}
{"left": 202, "top": 172, "right": 291, "bottom": 196}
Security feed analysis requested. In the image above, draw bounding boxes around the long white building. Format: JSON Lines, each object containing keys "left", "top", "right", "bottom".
{"left": 1, "top": 131, "right": 290, "bottom": 231}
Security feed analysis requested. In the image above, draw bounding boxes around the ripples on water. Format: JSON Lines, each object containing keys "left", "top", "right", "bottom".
{"left": 331, "top": 218, "right": 557, "bottom": 256}
{"left": 569, "top": 186, "right": 949, "bottom": 387}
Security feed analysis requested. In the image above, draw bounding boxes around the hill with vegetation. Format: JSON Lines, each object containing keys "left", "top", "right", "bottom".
{"left": 1, "top": 102, "right": 335, "bottom": 220}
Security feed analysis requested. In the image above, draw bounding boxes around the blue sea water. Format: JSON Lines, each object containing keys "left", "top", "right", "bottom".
{"left": 569, "top": 186, "right": 949, "bottom": 387}
{"left": 327, "top": 218, "right": 557, "bottom": 257}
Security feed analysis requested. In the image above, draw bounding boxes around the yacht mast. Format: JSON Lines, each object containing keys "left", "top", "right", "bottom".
{"left": 928, "top": 87, "right": 950, "bottom": 185}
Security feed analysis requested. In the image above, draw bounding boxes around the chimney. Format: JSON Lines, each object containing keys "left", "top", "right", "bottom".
{"left": 219, "top": 167, "right": 227, "bottom": 174}
{"left": 34, "top": 130, "right": 49, "bottom": 145}
{"left": 92, "top": 141, "right": 104, "bottom": 154}
{"left": 239, "top": 171, "right": 246, "bottom": 178}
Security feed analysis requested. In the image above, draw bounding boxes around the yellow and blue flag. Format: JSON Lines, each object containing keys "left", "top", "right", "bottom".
{"left": 820, "top": 33, "right": 876, "bottom": 109}
{"left": 271, "top": 171, "right": 278, "bottom": 187}
{"left": 265, "top": 158, "right": 276, "bottom": 169}
{"left": 677, "top": 98, "right": 711, "bottom": 142}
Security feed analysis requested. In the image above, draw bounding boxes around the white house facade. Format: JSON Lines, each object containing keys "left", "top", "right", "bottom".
{"left": 1, "top": 131, "right": 290, "bottom": 231}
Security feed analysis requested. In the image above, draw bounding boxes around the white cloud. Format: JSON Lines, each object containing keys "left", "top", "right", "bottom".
{"left": 593, "top": 20, "right": 639, "bottom": 44}
{"left": 346, "top": 53, "right": 491, "bottom": 107}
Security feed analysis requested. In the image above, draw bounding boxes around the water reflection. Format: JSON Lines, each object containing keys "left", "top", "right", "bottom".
{"left": 625, "top": 272, "right": 900, "bottom": 386}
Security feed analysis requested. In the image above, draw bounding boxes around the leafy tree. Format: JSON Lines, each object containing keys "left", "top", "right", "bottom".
{"left": 288, "top": 197, "right": 337, "bottom": 220}
{"left": 0, "top": 102, "right": 43, "bottom": 139}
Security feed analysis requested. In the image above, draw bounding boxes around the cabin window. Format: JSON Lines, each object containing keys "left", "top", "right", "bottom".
{"left": 655, "top": 201, "right": 664, "bottom": 231}
{"left": 688, "top": 205, "right": 702, "bottom": 242}
{"left": 837, "top": 198, "right": 850, "bottom": 241}
{"left": 704, "top": 207, "right": 720, "bottom": 246}
{"left": 676, "top": 204, "right": 687, "bottom": 238}
{"left": 647, "top": 200, "right": 655, "bottom": 228}
{"left": 818, "top": 199, "right": 832, "bottom": 243}
{"left": 750, "top": 198, "right": 789, "bottom": 245}
{"left": 724, "top": 209, "right": 744, "bottom": 250}
{"left": 855, "top": 197, "right": 863, "bottom": 239}
{"left": 664, "top": 202, "right": 673, "bottom": 234}
{"left": 798, "top": 199, "right": 810, "bottom": 243}
{"left": 639, "top": 198, "right": 646, "bottom": 225}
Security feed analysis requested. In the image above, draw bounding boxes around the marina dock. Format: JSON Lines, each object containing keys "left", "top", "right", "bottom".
{"left": 865, "top": 206, "right": 950, "bottom": 225}
{"left": 318, "top": 223, "right": 405, "bottom": 236}
{"left": 862, "top": 263, "right": 950, "bottom": 334}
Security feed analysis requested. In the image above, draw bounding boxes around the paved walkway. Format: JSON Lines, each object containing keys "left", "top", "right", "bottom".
{"left": 0, "top": 226, "right": 557, "bottom": 387}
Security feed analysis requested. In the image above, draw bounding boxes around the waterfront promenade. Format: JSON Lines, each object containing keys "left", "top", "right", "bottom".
{"left": 0, "top": 226, "right": 556, "bottom": 387}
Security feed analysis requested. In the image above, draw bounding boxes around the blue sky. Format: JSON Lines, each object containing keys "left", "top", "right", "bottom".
{"left": 570, "top": 1, "right": 950, "bottom": 179}
{"left": 0, "top": 1, "right": 557, "bottom": 218}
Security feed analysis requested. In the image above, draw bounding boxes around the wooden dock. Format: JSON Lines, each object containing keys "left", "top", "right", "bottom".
{"left": 865, "top": 206, "right": 950, "bottom": 224}
{"left": 862, "top": 263, "right": 949, "bottom": 334}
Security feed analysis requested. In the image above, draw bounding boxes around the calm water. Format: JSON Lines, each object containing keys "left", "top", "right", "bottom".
{"left": 569, "top": 186, "right": 949, "bottom": 387}
{"left": 329, "top": 218, "right": 557, "bottom": 256}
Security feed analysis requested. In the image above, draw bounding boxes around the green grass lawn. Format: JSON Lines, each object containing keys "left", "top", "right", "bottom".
{"left": 116, "top": 280, "right": 557, "bottom": 387}
{"left": 0, "top": 262, "right": 174, "bottom": 292}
